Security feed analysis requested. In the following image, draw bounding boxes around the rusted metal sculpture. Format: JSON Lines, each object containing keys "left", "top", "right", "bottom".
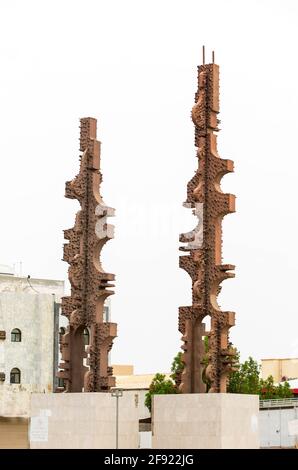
{"left": 179, "top": 53, "right": 236, "bottom": 393}
{"left": 58, "top": 117, "right": 117, "bottom": 392}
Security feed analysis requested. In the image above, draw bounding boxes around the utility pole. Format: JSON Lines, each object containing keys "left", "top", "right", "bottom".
{"left": 111, "top": 389, "right": 123, "bottom": 448}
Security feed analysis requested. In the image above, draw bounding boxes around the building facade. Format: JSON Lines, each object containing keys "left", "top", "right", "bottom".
{"left": 261, "top": 358, "right": 298, "bottom": 383}
{"left": 0, "top": 267, "right": 64, "bottom": 393}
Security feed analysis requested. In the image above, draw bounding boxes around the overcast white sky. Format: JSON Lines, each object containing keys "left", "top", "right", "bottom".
{"left": 1, "top": 0, "right": 298, "bottom": 373}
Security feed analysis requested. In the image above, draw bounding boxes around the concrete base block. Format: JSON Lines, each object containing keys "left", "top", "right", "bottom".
{"left": 30, "top": 391, "right": 139, "bottom": 449}
{"left": 152, "top": 393, "right": 259, "bottom": 449}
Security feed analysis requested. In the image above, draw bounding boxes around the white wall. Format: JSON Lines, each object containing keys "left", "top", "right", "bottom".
{"left": 152, "top": 393, "right": 259, "bottom": 449}
{"left": 260, "top": 407, "right": 298, "bottom": 448}
{"left": 0, "top": 293, "right": 56, "bottom": 391}
{"left": 0, "top": 275, "right": 64, "bottom": 302}
{"left": 0, "top": 389, "right": 31, "bottom": 417}
{"left": 30, "top": 392, "right": 139, "bottom": 449}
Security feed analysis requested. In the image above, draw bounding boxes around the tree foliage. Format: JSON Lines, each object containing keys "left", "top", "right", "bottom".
{"left": 145, "top": 350, "right": 293, "bottom": 413}
{"left": 202, "top": 335, "right": 211, "bottom": 391}
{"left": 144, "top": 373, "right": 177, "bottom": 412}
{"left": 170, "top": 352, "right": 184, "bottom": 383}
{"left": 228, "top": 356, "right": 293, "bottom": 399}
{"left": 228, "top": 356, "right": 259, "bottom": 394}
{"left": 259, "top": 375, "right": 293, "bottom": 400}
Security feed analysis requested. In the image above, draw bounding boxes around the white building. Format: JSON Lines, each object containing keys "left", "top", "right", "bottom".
{"left": 0, "top": 265, "right": 64, "bottom": 393}
{"left": 0, "top": 265, "right": 115, "bottom": 447}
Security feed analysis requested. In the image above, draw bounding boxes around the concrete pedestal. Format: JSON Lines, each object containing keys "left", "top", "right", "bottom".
{"left": 30, "top": 391, "right": 139, "bottom": 449}
{"left": 152, "top": 393, "right": 259, "bottom": 449}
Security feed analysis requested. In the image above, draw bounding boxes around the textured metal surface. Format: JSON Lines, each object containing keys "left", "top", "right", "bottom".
{"left": 179, "top": 63, "right": 236, "bottom": 393}
{"left": 58, "top": 118, "right": 117, "bottom": 392}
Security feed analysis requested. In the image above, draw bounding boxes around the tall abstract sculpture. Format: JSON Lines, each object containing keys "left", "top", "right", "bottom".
{"left": 58, "top": 117, "right": 117, "bottom": 392}
{"left": 179, "top": 54, "right": 236, "bottom": 393}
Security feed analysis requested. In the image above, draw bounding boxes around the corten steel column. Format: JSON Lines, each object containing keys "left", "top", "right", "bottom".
{"left": 179, "top": 59, "right": 236, "bottom": 393}
{"left": 58, "top": 117, "right": 117, "bottom": 392}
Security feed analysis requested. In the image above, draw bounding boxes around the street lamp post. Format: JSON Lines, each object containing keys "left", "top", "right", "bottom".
{"left": 111, "top": 389, "right": 123, "bottom": 449}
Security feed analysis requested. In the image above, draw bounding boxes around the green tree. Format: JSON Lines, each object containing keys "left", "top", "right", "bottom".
{"left": 228, "top": 356, "right": 293, "bottom": 399}
{"left": 276, "top": 380, "right": 293, "bottom": 398}
{"left": 170, "top": 352, "right": 183, "bottom": 385}
{"left": 228, "top": 356, "right": 259, "bottom": 394}
{"left": 259, "top": 375, "right": 275, "bottom": 399}
{"left": 203, "top": 335, "right": 209, "bottom": 353}
{"left": 259, "top": 375, "right": 293, "bottom": 400}
{"left": 145, "top": 373, "right": 177, "bottom": 413}
{"left": 145, "top": 351, "right": 293, "bottom": 413}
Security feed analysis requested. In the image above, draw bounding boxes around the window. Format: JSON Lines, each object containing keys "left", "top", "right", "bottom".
{"left": 10, "top": 368, "right": 21, "bottom": 384}
{"left": 83, "top": 328, "right": 90, "bottom": 346}
{"left": 11, "top": 328, "right": 21, "bottom": 342}
{"left": 58, "top": 377, "right": 65, "bottom": 388}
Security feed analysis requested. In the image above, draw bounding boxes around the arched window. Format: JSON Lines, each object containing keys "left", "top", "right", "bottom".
{"left": 83, "top": 328, "right": 90, "bottom": 346}
{"left": 10, "top": 368, "right": 21, "bottom": 384}
{"left": 11, "top": 328, "right": 21, "bottom": 342}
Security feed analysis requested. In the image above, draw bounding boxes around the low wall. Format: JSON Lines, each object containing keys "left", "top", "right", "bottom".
{"left": 260, "top": 406, "right": 298, "bottom": 448}
{"left": 0, "top": 388, "right": 31, "bottom": 417}
{"left": 152, "top": 393, "right": 259, "bottom": 449}
{"left": 30, "top": 391, "right": 139, "bottom": 449}
{"left": 0, "top": 417, "right": 29, "bottom": 448}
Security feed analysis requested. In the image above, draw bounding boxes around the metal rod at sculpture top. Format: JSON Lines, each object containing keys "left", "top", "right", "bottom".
{"left": 179, "top": 58, "right": 237, "bottom": 393}
{"left": 58, "top": 117, "right": 117, "bottom": 392}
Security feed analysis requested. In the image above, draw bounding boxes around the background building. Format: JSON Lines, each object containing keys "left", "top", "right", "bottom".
{"left": 0, "top": 265, "right": 64, "bottom": 393}
{"left": 0, "top": 265, "right": 65, "bottom": 448}
{"left": 261, "top": 358, "right": 298, "bottom": 383}
{"left": 113, "top": 364, "right": 171, "bottom": 389}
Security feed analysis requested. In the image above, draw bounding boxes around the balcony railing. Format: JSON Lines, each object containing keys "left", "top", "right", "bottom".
{"left": 260, "top": 398, "right": 298, "bottom": 409}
